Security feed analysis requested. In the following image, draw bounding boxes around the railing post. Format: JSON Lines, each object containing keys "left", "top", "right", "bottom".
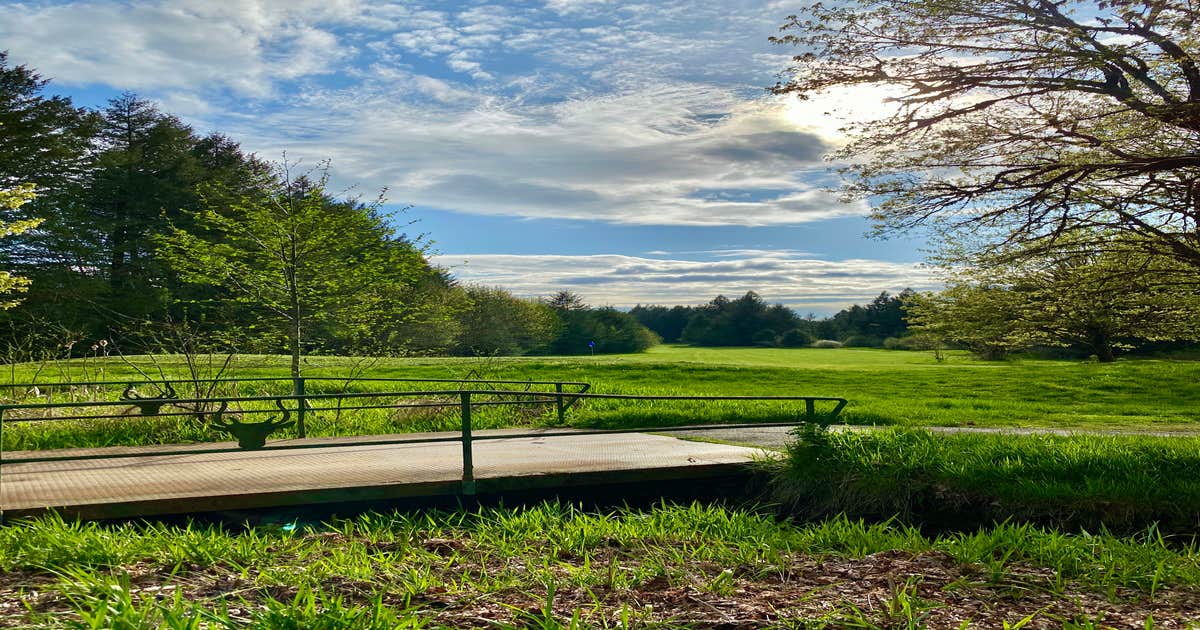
{"left": 460, "top": 391, "right": 476, "bottom": 495}
{"left": 294, "top": 376, "right": 307, "bottom": 438}
{"left": 555, "top": 383, "right": 565, "bottom": 423}
{"left": 805, "top": 398, "right": 815, "bottom": 420}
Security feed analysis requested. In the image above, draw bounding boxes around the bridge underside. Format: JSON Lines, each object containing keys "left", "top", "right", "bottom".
{"left": 1, "top": 430, "right": 771, "bottom": 520}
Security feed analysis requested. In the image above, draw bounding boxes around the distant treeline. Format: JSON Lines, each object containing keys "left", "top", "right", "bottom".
{"left": 631, "top": 290, "right": 912, "bottom": 349}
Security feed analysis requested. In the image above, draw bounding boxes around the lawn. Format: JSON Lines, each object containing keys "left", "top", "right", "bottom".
{"left": 7, "top": 345, "right": 1200, "bottom": 432}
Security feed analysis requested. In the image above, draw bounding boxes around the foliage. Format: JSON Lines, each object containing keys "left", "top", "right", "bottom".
{"left": 911, "top": 239, "right": 1200, "bottom": 361}
{"left": 905, "top": 285, "right": 1035, "bottom": 360}
{"left": 0, "top": 180, "right": 40, "bottom": 308}
{"left": 635, "top": 291, "right": 913, "bottom": 349}
{"left": 157, "top": 163, "right": 428, "bottom": 379}
{"left": 628, "top": 304, "right": 691, "bottom": 343}
{"left": 771, "top": 0, "right": 1200, "bottom": 273}
{"left": 679, "top": 291, "right": 805, "bottom": 347}
{"left": 815, "top": 291, "right": 913, "bottom": 346}
{"left": 452, "top": 285, "right": 560, "bottom": 356}
{"left": 550, "top": 306, "right": 659, "bottom": 355}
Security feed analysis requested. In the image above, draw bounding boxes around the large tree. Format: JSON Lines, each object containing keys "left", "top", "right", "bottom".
{"left": 0, "top": 52, "right": 99, "bottom": 272}
{"left": 771, "top": 0, "right": 1200, "bottom": 272}
{"left": 908, "top": 239, "right": 1200, "bottom": 360}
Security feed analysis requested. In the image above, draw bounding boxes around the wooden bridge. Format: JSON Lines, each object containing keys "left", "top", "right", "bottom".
{"left": 0, "top": 378, "right": 845, "bottom": 521}
{"left": 1, "top": 429, "right": 769, "bottom": 520}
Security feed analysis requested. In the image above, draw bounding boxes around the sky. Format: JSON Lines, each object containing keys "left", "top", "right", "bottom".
{"left": 0, "top": 0, "right": 939, "bottom": 315}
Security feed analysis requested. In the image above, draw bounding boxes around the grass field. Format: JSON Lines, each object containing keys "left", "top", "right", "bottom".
{"left": 7, "top": 345, "right": 1200, "bottom": 433}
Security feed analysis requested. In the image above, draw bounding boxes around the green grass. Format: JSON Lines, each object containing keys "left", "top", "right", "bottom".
{"left": 5, "top": 345, "right": 1200, "bottom": 450}
{"left": 775, "top": 426, "right": 1200, "bottom": 533}
{"left": 2, "top": 502, "right": 1198, "bottom": 628}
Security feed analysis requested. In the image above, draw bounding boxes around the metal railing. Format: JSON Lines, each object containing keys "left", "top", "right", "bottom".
{"left": 0, "top": 384, "right": 847, "bottom": 495}
{"left": 0, "top": 376, "right": 592, "bottom": 438}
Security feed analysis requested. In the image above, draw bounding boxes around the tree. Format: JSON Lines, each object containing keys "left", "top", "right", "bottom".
{"left": 0, "top": 52, "right": 99, "bottom": 273}
{"left": 908, "top": 239, "right": 1200, "bottom": 360}
{"left": 630, "top": 304, "right": 692, "bottom": 343}
{"left": 0, "top": 181, "right": 41, "bottom": 308}
{"left": 550, "top": 306, "right": 658, "bottom": 355}
{"left": 453, "top": 285, "right": 560, "bottom": 356}
{"left": 904, "top": 285, "right": 1035, "bottom": 360}
{"left": 545, "top": 290, "right": 587, "bottom": 311}
{"left": 771, "top": 0, "right": 1200, "bottom": 273}
{"left": 158, "top": 163, "right": 425, "bottom": 381}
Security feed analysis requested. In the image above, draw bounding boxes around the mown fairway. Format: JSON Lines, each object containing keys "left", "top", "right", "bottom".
{"left": 15, "top": 345, "right": 1200, "bottom": 431}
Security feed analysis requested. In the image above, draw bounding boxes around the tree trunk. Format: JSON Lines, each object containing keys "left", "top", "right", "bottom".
{"left": 1090, "top": 330, "right": 1116, "bottom": 363}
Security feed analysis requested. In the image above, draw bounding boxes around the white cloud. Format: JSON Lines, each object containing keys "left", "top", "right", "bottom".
{"left": 223, "top": 83, "right": 864, "bottom": 226}
{"left": 0, "top": 0, "right": 352, "bottom": 98}
{"left": 1, "top": 0, "right": 881, "bottom": 226}
{"left": 431, "top": 251, "right": 937, "bottom": 314}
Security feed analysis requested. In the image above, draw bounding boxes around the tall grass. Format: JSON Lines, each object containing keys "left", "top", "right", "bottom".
{"left": 774, "top": 426, "right": 1200, "bottom": 533}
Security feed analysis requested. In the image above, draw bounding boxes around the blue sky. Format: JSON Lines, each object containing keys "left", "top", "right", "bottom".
{"left": 1, "top": 0, "right": 937, "bottom": 314}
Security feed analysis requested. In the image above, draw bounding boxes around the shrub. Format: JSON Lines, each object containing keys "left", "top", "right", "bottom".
{"left": 885, "top": 333, "right": 944, "bottom": 351}
{"left": 842, "top": 335, "right": 883, "bottom": 348}
{"left": 777, "top": 328, "right": 814, "bottom": 348}
{"left": 752, "top": 329, "right": 779, "bottom": 347}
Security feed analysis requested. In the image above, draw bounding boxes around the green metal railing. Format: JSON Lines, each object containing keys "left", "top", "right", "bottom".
{"left": 0, "top": 384, "right": 847, "bottom": 496}
{"left": 0, "top": 376, "right": 592, "bottom": 437}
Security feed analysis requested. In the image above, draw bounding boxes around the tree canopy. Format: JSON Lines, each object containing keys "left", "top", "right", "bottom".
{"left": 0, "top": 181, "right": 40, "bottom": 308}
{"left": 771, "top": 0, "right": 1200, "bottom": 272}
{"left": 158, "top": 164, "right": 429, "bottom": 378}
{"left": 908, "top": 235, "right": 1200, "bottom": 361}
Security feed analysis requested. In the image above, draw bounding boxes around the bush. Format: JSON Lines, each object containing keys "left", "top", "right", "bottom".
{"left": 842, "top": 335, "right": 884, "bottom": 348}
{"left": 777, "top": 328, "right": 814, "bottom": 348}
{"left": 752, "top": 329, "right": 779, "bottom": 347}
{"left": 550, "top": 307, "right": 658, "bottom": 355}
{"left": 811, "top": 339, "right": 843, "bottom": 348}
{"left": 884, "top": 333, "right": 944, "bottom": 351}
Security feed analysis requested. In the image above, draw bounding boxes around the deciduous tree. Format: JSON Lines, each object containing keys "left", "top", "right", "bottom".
{"left": 908, "top": 239, "right": 1200, "bottom": 360}
{"left": 772, "top": 0, "right": 1200, "bottom": 271}
{"left": 158, "top": 163, "right": 426, "bottom": 380}
{"left": 0, "top": 181, "right": 40, "bottom": 308}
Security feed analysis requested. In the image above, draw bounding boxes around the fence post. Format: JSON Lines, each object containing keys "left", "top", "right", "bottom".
{"left": 805, "top": 398, "right": 815, "bottom": 420}
{"left": 460, "top": 391, "right": 476, "bottom": 495}
{"left": 555, "top": 383, "right": 565, "bottom": 423}
{"left": 294, "top": 376, "right": 307, "bottom": 438}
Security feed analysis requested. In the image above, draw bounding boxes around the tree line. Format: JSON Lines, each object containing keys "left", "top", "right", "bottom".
{"left": 631, "top": 290, "right": 912, "bottom": 349}
{"left": 634, "top": 277, "right": 1200, "bottom": 362}
{"left": 0, "top": 53, "right": 657, "bottom": 364}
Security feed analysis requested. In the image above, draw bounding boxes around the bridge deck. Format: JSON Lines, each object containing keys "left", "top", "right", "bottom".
{"left": 0, "top": 430, "right": 769, "bottom": 520}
